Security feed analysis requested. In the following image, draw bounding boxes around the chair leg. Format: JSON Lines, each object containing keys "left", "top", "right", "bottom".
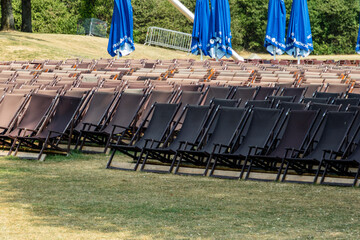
{"left": 209, "top": 157, "right": 218, "bottom": 177}
{"left": 281, "top": 162, "right": 290, "bottom": 182}
{"left": 169, "top": 153, "right": 178, "bottom": 174}
{"left": 245, "top": 158, "right": 254, "bottom": 180}
{"left": 140, "top": 151, "right": 150, "bottom": 171}
{"left": 319, "top": 163, "right": 329, "bottom": 184}
{"left": 174, "top": 153, "right": 183, "bottom": 174}
{"left": 276, "top": 158, "right": 286, "bottom": 182}
{"left": 239, "top": 157, "right": 249, "bottom": 180}
{"left": 313, "top": 161, "right": 322, "bottom": 184}
{"left": 74, "top": 132, "right": 83, "bottom": 150}
{"left": 7, "top": 138, "right": 18, "bottom": 156}
{"left": 203, "top": 155, "right": 212, "bottom": 176}
{"left": 106, "top": 149, "right": 117, "bottom": 168}
{"left": 353, "top": 166, "right": 360, "bottom": 187}
{"left": 38, "top": 139, "right": 48, "bottom": 161}
{"left": 134, "top": 149, "right": 145, "bottom": 171}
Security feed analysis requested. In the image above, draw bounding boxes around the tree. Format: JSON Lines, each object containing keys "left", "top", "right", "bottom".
{"left": 1, "top": 0, "right": 15, "bottom": 30}
{"left": 21, "top": 0, "right": 32, "bottom": 32}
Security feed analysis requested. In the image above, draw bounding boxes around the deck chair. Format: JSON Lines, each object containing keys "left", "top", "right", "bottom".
{"left": 137, "top": 105, "right": 210, "bottom": 173}
{"left": 333, "top": 98, "right": 360, "bottom": 111}
{"left": 301, "top": 84, "right": 322, "bottom": 98}
{"left": 74, "top": 91, "right": 118, "bottom": 133}
{"left": 243, "top": 110, "right": 318, "bottom": 181}
{"left": 0, "top": 94, "right": 29, "bottom": 134}
{"left": 172, "top": 90, "right": 204, "bottom": 124}
{"left": 201, "top": 86, "right": 232, "bottom": 105}
{"left": 231, "top": 87, "right": 257, "bottom": 107}
{"left": 77, "top": 92, "right": 146, "bottom": 153}
{"left": 10, "top": 95, "right": 84, "bottom": 160}
{"left": 267, "top": 96, "right": 295, "bottom": 105}
{"left": 174, "top": 107, "right": 247, "bottom": 176}
{"left": 1, "top": 94, "right": 56, "bottom": 148}
{"left": 320, "top": 125, "right": 360, "bottom": 186}
{"left": 253, "top": 87, "right": 278, "bottom": 100}
{"left": 280, "top": 111, "right": 356, "bottom": 184}
{"left": 137, "top": 90, "right": 175, "bottom": 127}
{"left": 280, "top": 87, "right": 306, "bottom": 102}
{"left": 107, "top": 103, "right": 180, "bottom": 171}
{"left": 208, "top": 108, "right": 282, "bottom": 179}
{"left": 347, "top": 93, "right": 360, "bottom": 99}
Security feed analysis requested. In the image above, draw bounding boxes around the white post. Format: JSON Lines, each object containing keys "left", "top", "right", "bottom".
{"left": 200, "top": 49, "right": 203, "bottom": 61}
{"left": 273, "top": 47, "right": 276, "bottom": 61}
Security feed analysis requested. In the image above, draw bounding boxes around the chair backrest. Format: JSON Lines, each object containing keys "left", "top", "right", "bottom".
{"left": 103, "top": 92, "right": 145, "bottom": 134}
{"left": 333, "top": 98, "right": 360, "bottom": 111}
{"left": 347, "top": 93, "right": 360, "bottom": 99}
{"left": 304, "top": 112, "right": 355, "bottom": 160}
{"left": 0, "top": 94, "right": 27, "bottom": 129}
{"left": 166, "top": 105, "right": 209, "bottom": 151}
{"left": 302, "top": 97, "right": 329, "bottom": 104}
{"left": 253, "top": 87, "right": 278, "bottom": 100}
{"left": 134, "top": 103, "right": 179, "bottom": 148}
{"left": 275, "top": 102, "right": 307, "bottom": 111}
{"left": 268, "top": 110, "right": 318, "bottom": 158}
{"left": 302, "top": 84, "right": 322, "bottom": 98}
{"left": 75, "top": 91, "right": 117, "bottom": 131}
{"left": 37, "top": 96, "right": 83, "bottom": 138}
{"left": 9, "top": 94, "right": 55, "bottom": 136}
{"left": 245, "top": 100, "right": 272, "bottom": 108}
{"left": 174, "top": 91, "right": 203, "bottom": 107}
{"left": 138, "top": 90, "right": 174, "bottom": 126}
{"left": 231, "top": 87, "right": 257, "bottom": 107}
{"left": 200, "top": 107, "right": 247, "bottom": 153}
{"left": 233, "top": 108, "right": 282, "bottom": 156}
{"left": 267, "top": 96, "right": 294, "bottom": 105}
{"left": 201, "top": 86, "right": 232, "bottom": 105}
{"left": 281, "top": 87, "right": 305, "bottom": 102}
{"left": 314, "top": 91, "right": 341, "bottom": 99}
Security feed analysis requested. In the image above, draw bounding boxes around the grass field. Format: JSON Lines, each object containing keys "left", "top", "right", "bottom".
{"left": 1, "top": 153, "right": 360, "bottom": 239}
{"left": 1, "top": 30, "right": 360, "bottom": 239}
{"left": 2, "top": 31, "right": 360, "bottom": 61}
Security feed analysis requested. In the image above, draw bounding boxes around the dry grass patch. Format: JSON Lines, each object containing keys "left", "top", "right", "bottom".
{"left": 1, "top": 152, "right": 360, "bottom": 239}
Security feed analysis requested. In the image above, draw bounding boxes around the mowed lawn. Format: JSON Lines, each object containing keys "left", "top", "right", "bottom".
{"left": 1, "top": 152, "right": 360, "bottom": 239}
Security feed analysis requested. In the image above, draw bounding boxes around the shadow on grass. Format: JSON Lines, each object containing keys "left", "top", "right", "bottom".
{"left": 1, "top": 151, "right": 360, "bottom": 239}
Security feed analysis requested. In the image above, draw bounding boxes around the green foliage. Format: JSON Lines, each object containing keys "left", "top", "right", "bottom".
{"left": 0, "top": 0, "right": 359, "bottom": 54}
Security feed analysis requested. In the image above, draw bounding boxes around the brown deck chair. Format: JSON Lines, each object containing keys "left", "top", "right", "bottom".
{"left": 0, "top": 94, "right": 29, "bottom": 134}
{"left": 1, "top": 94, "right": 56, "bottom": 149}
{"left": 77, "top": 92, "right": 147, "bottom": 153}
{"left": 10, "top": 95, "right": 85, "bottom": 160}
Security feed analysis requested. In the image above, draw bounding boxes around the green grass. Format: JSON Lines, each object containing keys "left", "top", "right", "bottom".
{"left": 1, "top": 152, "right": 360, "bottom": 239}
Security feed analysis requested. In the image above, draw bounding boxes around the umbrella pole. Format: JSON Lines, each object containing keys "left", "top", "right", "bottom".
{"left": 200, "top": 49, "right": 203, "bottom": 61}
{"left": 117, "top": 50, "right": 120, "bottom": 59}
{"left": 273, "top": 47, "right": 276, "bottom": 61}
{"left": 297, "top": 56, "right": 300, "bottom": 65}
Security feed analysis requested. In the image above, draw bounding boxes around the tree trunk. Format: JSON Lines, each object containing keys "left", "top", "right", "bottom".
{"left": 21, "top": 0, "right": 32, "bottom": 32}
{"left": 1, "top": 0, "right": 15, "bottom": 30}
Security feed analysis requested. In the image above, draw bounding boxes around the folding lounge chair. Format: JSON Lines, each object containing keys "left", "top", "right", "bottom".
{"left": 253, "top": 87, "right": 279, "bottom": 100}
{"left": 267, "top": 96, "right": 295, "bottom": 105}
{"left": 245, "top": 100, "right": 272, "bottom": 108}
{"left": 244, "top": 110, "right": 318, "bottom": 181}
{"left": 320, "top": 125, "right": 360, "bottom": 186}
{"left": 74, "top": 91, "right": 118, "bottom": 133}
{"left": 10, "top": 95, "right": 84, "bottom": 160}
{"left": 275, "top": 102, "right": 307, "bottom": 111}
{"left": 137, "top": 90, "right": 175, "bottom": 127}
{"left": 333, "top": 98, "right": 360, "bottom": 111}
{"left": 280, "top": 111, "right": 356, "bottom": 184}
{"left": 201, "top": 86, "right": 232, "bottom": 105}
{"left": 1, "top": 94, "right": 56, "bottom": 149}
{"left": 174, "top": 107, "right": 247, "bottom": 176}
{"left": 172, "top": 90, "right": 204, "bottom": 124}
{"left": 107, "top": 103, "right": 180, "bottom": 171}
{"left": 0, "top": 94, "right": 29, "bottom": 135}
{"left": 301, "top": 97, "right": 330, "bottom": 104}
{"left": 137, "top": 105, "right": 210, "bottom": 173}
{"left": 280, "top": 87, "right": 306, "bottom": 102}
{"left": 77, "top": 92, "right": 146, "bottom": 153}
{"left": 208, "top": 108, "right": 282, "bottom": 179}
{"left": 231, "top": 87, "right": 257, "bottom": 107}
{"left": 314, "top": 91, "right": 341, "bottom": 99}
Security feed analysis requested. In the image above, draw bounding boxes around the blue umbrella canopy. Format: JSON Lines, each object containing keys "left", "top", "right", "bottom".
{"left": 207, "top": 0, "right": 232, "bottom": 59}
{"left": 191, "top": 0, "right": 210, "bottom": 56}
{"left": 264, "top": 0, "right": 286, "bottom": 55}
{"left": 285, "top": 0, "right": 313, "bottom": 58}
{"left": 107, "top": 0, "right": 135, "bottom": 57}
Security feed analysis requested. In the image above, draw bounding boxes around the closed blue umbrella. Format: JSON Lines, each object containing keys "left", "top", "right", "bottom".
{"left": 264, "top": 0, "right": 286, "bottom": 58}
{"left": 356, "top": 15, "right": 360, "bottom": 54}
{"left": 191, "top": 0, "right": 210, "bottom": 57}
{"left": 107, "top": 0, "right": 135, "bottom": 57}
{"left": 285, "top": 0, "right": 313, "bottom": 59}
{"left": 207, "top": 0, "right": 232, "bottom": 59}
